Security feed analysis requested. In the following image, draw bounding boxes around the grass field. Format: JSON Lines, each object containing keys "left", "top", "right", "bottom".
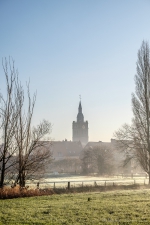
{"left": 0, "top": 189, "right": 150, "bottom": 224}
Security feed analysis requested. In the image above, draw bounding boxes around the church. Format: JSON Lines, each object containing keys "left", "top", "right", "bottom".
{"left": 49, "top": 101, "right": 88, "bottom": 161}
{"left": 72, "top": 101, "right": 88, "bottom": 146}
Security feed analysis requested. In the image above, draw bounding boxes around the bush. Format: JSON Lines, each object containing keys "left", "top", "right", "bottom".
{"left": 0, "top": 185, "right": 54, "bottom": 199}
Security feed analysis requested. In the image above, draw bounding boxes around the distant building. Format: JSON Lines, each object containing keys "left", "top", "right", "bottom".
{"left": 72, "top": 101, "right": 88, "bottom": 146}
{"left": 51, "top": 140, "right": 83, "bottom": 160}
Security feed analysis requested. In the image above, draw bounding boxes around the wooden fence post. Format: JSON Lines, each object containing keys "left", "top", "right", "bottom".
{"left": 68, "top": 182, "right": 70, "bottom": 190}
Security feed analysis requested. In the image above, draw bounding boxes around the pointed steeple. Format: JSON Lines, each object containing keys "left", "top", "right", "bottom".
{"left": 78, "top": 101, "right": 82, "bottom": 113}
{"left": 72, "top": 98, "right": 89, "bottom": 145}
{"left": 77, "top": 101, "right": 84, "bottom": 122}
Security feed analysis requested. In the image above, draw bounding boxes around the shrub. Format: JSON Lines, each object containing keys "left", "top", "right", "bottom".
{"left": 0, "top": 185, "right": 54, "bottom": 199}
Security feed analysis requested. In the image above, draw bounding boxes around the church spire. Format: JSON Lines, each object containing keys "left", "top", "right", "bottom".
{"left": 72, "top": 98, "right": 89, "bottom": 145}
{"left": 77, "top": 100, "right": 84, "bottom": 122}
{"left": 78, "top": 101, "right": 82, "bottom": 113}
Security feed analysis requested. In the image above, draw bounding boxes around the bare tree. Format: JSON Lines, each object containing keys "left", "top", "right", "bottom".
{"left": 0, "top": 58, "right": 52, "bottom": 187}
{"left": 0, "top": 58, "right": 20, "bottom": 187}
{"left": 81, "top": 145, "right": 114, "bottom": 175}
{"left": 13, "top": 76, "right": 52, "bottom": 187}
{"left": 81, "top": 147, "right": 94, "bottom": 174}
{"left": 115, "top": 41, "right": 150, "bottom": 183}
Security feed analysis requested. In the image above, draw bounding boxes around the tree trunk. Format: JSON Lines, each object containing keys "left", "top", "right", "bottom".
{"left": 0, "top": 167, "right": 5, "bottom": 188}
{"left": 0, "top": 156, "right": 6, "bottom": 188}
{"left": 19, "top": 170, "right": 26, "bottom": 187}
{"left": 149, "top": 157, "right": 150, "bottom": 185}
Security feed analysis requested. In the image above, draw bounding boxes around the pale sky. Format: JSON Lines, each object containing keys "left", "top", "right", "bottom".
{"left": 0, "top": 0, "right": 150, "bottom": 142}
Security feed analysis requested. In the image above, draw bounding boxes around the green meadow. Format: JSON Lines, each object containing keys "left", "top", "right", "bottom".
{"left": 0, "top": 189, "right": 150, "bottom": 224}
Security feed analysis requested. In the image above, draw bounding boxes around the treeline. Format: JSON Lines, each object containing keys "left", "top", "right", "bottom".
{"left": 48, "top": 145, "right": 116, "bottom": 175}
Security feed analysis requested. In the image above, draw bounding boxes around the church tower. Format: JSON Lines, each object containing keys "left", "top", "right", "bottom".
{"left": 72, "top": 101, "right": 88, "bottom": 146}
